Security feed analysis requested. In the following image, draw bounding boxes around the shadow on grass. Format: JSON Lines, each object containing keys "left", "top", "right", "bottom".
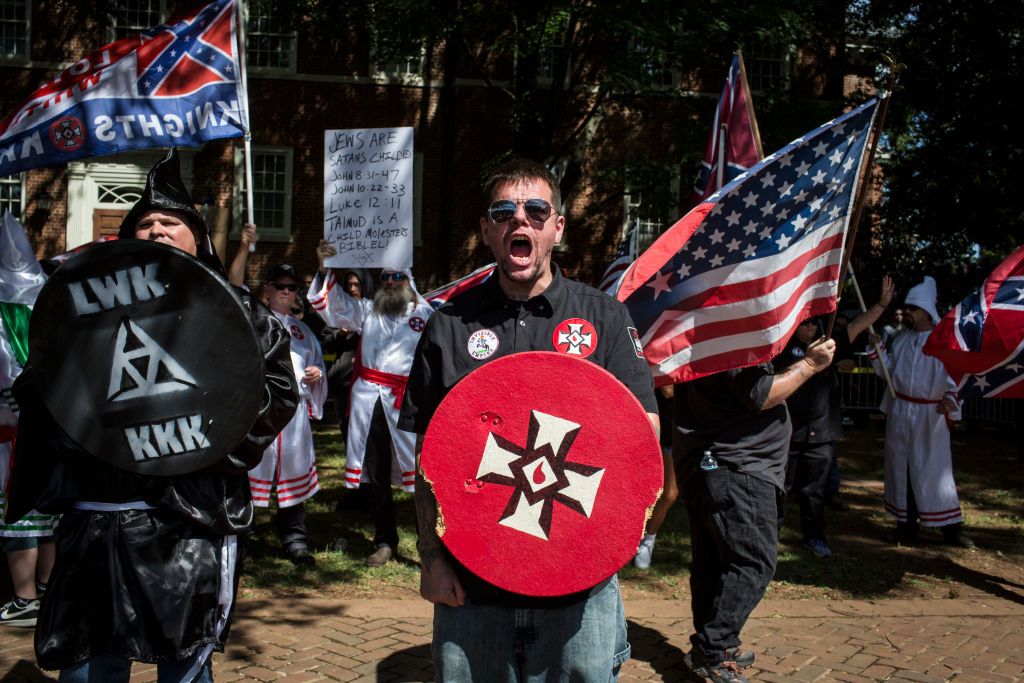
{"left": 769, "top": 423, "right": 1024, "bottom": 603}
{"left": 618, "top": 423, "right": 1024, "bottom": 604}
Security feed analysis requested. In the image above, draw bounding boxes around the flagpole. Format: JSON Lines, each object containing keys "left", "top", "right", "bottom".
{"left": 735, "top": 50, "right": 764, "bottom": 160}
{"left": 715, "top": 125, "right": 727, "bottom": 191}
{"left": 824, "top": 58, "right": 904, "bottom": 339}
{"left": 235, "top": 0, "right": 256, "bottom": 253}
{"left": 848, "top": 263, "right": 897, "bottom": 398}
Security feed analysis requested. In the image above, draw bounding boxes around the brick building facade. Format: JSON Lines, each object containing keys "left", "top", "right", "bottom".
{"left": 1, "top": 1, "right": 864, "bottom": 290}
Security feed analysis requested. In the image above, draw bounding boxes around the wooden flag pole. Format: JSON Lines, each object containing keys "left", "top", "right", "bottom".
{"left": 848, "top": 263, "right": 897, "bottom": 398}
{"left": 735, "top": 50, "right": 764, "bottom": 160}
{"left": 824, "top": 57, "right": 904, "bottom": 340}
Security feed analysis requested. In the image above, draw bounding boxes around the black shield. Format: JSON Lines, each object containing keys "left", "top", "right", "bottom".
{"left": 29, "top": 240, "right": 264, "bottom": 476}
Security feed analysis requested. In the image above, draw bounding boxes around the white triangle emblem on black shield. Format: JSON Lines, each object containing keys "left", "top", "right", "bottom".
{"left": 107, "top": 319, "right": 197, "bottom": 401}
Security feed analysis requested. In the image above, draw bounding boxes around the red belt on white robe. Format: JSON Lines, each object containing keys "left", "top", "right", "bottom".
{"left": 0, "top": 425, "right": 15, "bottom": 445}
{"left": 895, "top": 392, "right": 954, "bottom": 431}
{"left": 353, "top": 357, "right": 408, "bottom": 410}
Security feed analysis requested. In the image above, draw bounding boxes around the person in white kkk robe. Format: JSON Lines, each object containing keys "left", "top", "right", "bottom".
{"left": 869, "top": 276, "right": 973, "bottom": 548}
{"left": 249, "top": 263, "right": 327, "bottom": 565}
{"left": 307, "top": 240, "right": 433, "bottom": 566}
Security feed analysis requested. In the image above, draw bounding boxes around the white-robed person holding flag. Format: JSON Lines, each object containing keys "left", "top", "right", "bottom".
{"left": 307, "top": 240, "right": 433, "bottom": 566}
{"left": 868, "top": 276, "right": 973, "bottom": 548}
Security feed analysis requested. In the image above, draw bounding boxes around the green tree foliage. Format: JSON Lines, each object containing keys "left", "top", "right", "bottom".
{"left": 850, "top": 0, "right": 1024, "bottom": 287}
{"left": 300, "top": 1, "right": 845, "bottom": 202}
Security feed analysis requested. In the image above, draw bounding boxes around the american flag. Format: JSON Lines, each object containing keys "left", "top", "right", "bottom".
{"left": 598, "top": 223, "right": 638, "bottom": 293}
{"left": 925, "top": 245, "right": 1024, "bottom": 398}
{"left": 136, "top": 0, "right": 239, "bottom": 97}
{"left": 423, "top": 263, "right": 496, "bottom": 309}
{"left": 616, "top": 99, "right": 880, "bottom": 385}
{"left": 692, "top": 52, "right": 763, "bottom": 205}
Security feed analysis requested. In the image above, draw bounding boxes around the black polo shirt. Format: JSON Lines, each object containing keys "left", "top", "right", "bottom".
{"left": 674, "top": 363, "right": 791, "bottom": 491}
{"left": 772, "top": 332, "right": 851, "bottom": 443}
{"left": 398, "top": 265, "right": 656, "bottom": 607}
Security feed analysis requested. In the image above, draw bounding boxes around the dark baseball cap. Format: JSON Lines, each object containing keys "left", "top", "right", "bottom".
{"left": 266, "top": 263, "right": 299, "bottom": 282}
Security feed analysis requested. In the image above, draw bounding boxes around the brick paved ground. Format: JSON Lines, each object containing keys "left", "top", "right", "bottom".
{"left": 2, "top": 597, "right": 1023, "bottom": 682}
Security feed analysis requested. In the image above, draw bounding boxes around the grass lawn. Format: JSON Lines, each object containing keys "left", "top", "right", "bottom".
{"left": 240, "top": 413, "right": 1024, "bottom": 604}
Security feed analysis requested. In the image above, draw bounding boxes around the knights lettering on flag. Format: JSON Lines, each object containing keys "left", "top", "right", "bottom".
{"left": 0, "top": 0, "right": 247, "bottom": 177}
{"left": 616, "top": 99, "right": 880, "bottom": 385}
{"left": 692, "top": 52, "right": 764, "bottom": 205}
{"left": 924, "top": 245, "right": 1024, "bottom": 398}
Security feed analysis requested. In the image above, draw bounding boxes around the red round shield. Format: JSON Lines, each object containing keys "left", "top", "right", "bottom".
{"left": 422, "top": 351, "right": 662, "bottom": 596}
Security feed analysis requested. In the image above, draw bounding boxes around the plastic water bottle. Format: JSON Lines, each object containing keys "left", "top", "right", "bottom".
{"left": 700, "top": 450, "right": 718, "bottom": 471}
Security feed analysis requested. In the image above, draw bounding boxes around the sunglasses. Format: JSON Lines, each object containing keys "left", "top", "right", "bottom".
{"left": 904, "top": 304, "right": 920, "bottom": 312}
{"left": 487, "top": 198, "right": 554, "bottom": 224}
{"left": 269, "top": 282, "right": 299, "bottom": 292}
{"left": 380, "top": 272, "right": 408, "bottom": 282}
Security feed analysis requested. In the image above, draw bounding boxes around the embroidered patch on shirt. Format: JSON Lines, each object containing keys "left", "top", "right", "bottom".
{"left": 552, "top": 318, "right": 598, "bottom": 358}
{"left": 468, "top": 329, "right": 499, "bottom": 360}
{"left": 290, "top": 324, "right": 305, "bottom": 340}
{"left": 409, "top": 316, "right": 426, "bottom": 333}
{"left": 627, "top": 327, "right": 644, "bottom": 358}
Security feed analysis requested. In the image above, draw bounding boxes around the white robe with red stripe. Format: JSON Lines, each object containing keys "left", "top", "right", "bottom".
{"left": 870, "top": 329, "right": 963, "bottom": 527}
{"left": 308, "top": 272, "right": 432, "bottom": 492}
{"left": 249, "top": 313, "right": 327, "bottom": 508}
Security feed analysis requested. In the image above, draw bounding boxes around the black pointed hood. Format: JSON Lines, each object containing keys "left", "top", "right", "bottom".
{"left": 119, "top": 148, "right": 224, "bottom": 274}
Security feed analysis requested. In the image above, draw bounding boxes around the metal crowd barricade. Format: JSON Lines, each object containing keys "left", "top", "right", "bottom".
{"left": 838, "top": 352, "right": 885, "bottom": 414}
{"left": 838, "top": 353, "right": 1021, "bottom": 429}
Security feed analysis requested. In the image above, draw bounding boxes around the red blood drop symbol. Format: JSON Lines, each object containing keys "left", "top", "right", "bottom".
{"left": 533, "top": 465, "right": 546, "bottom": 485}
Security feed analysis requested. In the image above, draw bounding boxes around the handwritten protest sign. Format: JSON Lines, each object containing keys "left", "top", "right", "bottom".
{"left": 323, "top": 127, "right": 413, "bottom": 269}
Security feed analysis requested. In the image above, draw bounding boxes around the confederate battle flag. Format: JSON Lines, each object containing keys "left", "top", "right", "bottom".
{"left": 924, "top": 245, "right": 1024, "bottom": 398}
{"left": 0, "top": 0, "right": 247, "bottom": 177}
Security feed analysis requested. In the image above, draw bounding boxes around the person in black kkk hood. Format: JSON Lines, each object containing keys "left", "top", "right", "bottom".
{"left": 3, "top": 148, "right": 298, "bottom": 681}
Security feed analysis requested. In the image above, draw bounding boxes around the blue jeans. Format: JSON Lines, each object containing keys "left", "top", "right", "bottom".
{"left": 58, "top": 652, "right": 214, "bottom": 683}
{"left": 432, "top": 575, "right": 629, "bottom": 682}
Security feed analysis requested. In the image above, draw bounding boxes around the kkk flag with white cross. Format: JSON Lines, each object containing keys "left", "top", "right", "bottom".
{"left": 925, "top": 245, "right": 1024, "bottom": 398}
{"left": 616, "top": 99, "right": 880, "bottom": 385}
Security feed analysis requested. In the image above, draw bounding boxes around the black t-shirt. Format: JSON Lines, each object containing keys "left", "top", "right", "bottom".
{"left": 772, "top": 332, "right": 852, "bottom": 443}
{"left": 398, "top": 265, "right": 656, "bottom": 608}
{"left": 673, "top": 363, "right": 791, "bottom": 490}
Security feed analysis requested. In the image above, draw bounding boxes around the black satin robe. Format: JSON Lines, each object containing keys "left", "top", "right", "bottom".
{"left": 5, "top": 288, "right": 298, "bottom": 669}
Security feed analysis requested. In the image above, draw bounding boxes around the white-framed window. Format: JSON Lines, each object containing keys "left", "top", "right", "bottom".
{"left": 536, "top": 11, "right": 571, "bottom": 86}
{"left": 0, "top": 0, "right": 29, "bottom": 61}
{"left": 0, "top": 173, "right": 24, "bottom": 220}
{"left": 109, "top": 0, "right": 165, "bottom": 42}
{"left": 371, "top": 24, "right": 425, "bottom": 80}
{"left": 632, "top": 35, "right": 679, "bottom": 89}
{"left": 623, "top": 170, "right": 679, "bottom": 252}
{"left": 246, "top": 0, "right": 297, "bottom": 73}
{"left": 745, "top": 43, "right": 791, "bottom": 91}
{"left": 234, "top": 146, "right": 293, "bottom": 241}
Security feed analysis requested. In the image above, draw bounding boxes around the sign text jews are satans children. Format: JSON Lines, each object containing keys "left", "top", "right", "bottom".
{"left": 322, "top": 127, "right": 414, "bottom": 270}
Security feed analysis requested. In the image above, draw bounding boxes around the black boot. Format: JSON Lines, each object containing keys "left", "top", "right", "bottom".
{"left": 942, "top": 522, "right": 975, "bottom": 548}
{"left": 895, "top": 521, "right": 919, "bottom": 545}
